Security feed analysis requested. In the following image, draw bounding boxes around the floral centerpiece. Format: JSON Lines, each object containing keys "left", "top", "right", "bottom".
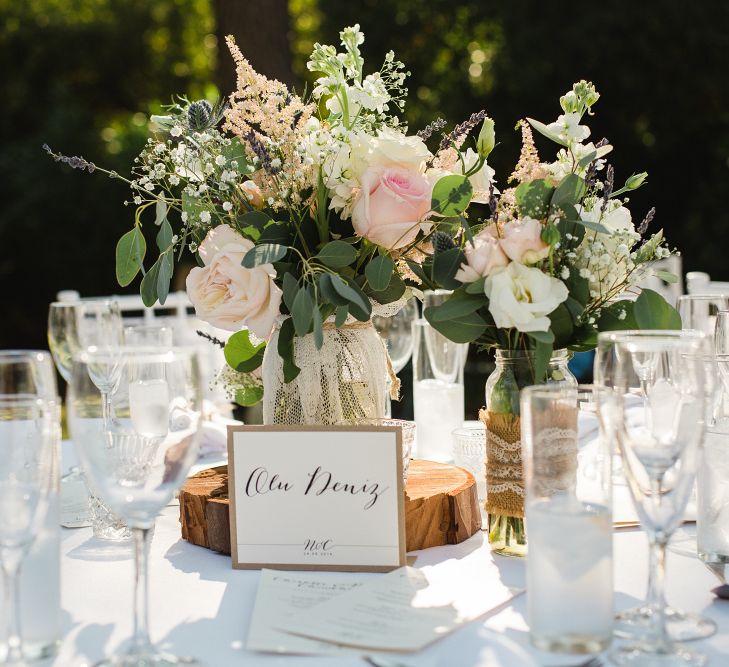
{"left": 421, "top": 80, "right": 679, "bottom": 555}
{"left": 45, "top": 25, "right": 498, "bottom": 424}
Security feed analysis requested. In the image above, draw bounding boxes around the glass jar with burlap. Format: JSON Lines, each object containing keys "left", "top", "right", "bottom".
{"left": 261, "top": 302, "right": 403, "bottom": 425}
{"left": 480, "top": 349, "right": 577, "bottom": 556}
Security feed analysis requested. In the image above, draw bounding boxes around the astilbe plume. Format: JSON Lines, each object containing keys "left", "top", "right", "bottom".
{"left": 223, "top": 36, "right": 316, "bottom": 208}
{"left": 508, "top": 121, "right": 541, "bottom": 184}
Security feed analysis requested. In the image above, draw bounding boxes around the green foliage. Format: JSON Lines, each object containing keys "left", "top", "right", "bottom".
{"left": 115, "top": 227, "right": 146, "bottom": 287}
{"left": 431, "top": 175, "right": 473, "bottom": 216}
{"left": 241, "top": 244, "right": 288, "bottom": 268}
{"left": 515, "top": 179, "right": 553, "bottom": 219}
{"left": 224, "top": 330, "right": 266, "bottom": 373}
{"left": 314, "top": 240, "right": 357, "bottom": 268}
{"left": 432, "top": 247, "right": 466, "bottom": 290}
{"left": 365, "top": 255, "right": 394, "bottom": 291}
{"left": 634, "top": 289, "right": 682, "bottom": 329}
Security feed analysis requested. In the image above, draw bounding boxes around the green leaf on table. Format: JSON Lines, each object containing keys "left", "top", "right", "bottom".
{"left": 431, "top": 175, "right": 473, "bottom": 217}
{"left": 423, "top": 307, "right": 487, "bottom": 343}
{"left": 515, "top": 179, "right": 554, "bottom": 219}
{"left": 432, "top": 247, "right": 467, "bottom": 290}
{"left": 312, "top": 307, "right": 324, "bottom": 349}
{"left": 315, "top": 240, "right": 357, "bottom": 269}
{"left": 365, "top": 255, "right": 394, "bottom": 291}
{"left": 140, "top": 258, "right": 161, "bottom": 307}
{"left": 116, "top": 227, "right": 146, "bottom": 287}
{"left": 526, "top": 117, "right": 568, "bottom": 147}
{"left": 157, "top": 253, "right": 173, "bottom": 304}
{"left": 552, "top": 174, "right": 586, "bottom": 211}
{"left": 428, "top": 291, "right": 484, "bottom": 321}
{"left": 241, "top": 243, "right": 287, "bottom": 268}
{"left": 277, "top": 317, "right": 300, "bottom": 383}
{"left": 634, "top": 289, "right": 681, "bottom": 329}
{"left": 154, "top": 199, "right": 168, "bottom": 226}
{"left": 234, "top": 385, "right": 264, "bottom": 406}
{"left": 156, "top": 218, "right": 173, "bottom": 252}
{"left": 292, "top": 287, "right": 314, "bottom": 337}
{"left": 224, "top": 329, "right": 266, "bottom": 373}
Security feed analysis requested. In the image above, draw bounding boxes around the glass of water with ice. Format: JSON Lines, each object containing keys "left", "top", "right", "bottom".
{"left": 521, "top": 384, "right": 614, "bottom": 655}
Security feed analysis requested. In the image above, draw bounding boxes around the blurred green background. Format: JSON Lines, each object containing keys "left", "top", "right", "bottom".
{"left": 1, "top": 0, "right": 728, "bottom": 414}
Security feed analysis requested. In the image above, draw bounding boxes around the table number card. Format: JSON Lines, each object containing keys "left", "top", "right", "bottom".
{"left": 227, "top": 425, "right": 406, "bottom": 572}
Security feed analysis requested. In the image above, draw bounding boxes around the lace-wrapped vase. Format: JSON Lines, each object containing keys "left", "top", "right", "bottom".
{"left": 262, "top": 302, "right": 402, "bottom": 425}
{"left": 480, "top": 349, "right": 576, "bottom": 557}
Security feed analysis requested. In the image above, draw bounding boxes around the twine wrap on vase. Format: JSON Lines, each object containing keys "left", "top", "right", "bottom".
{"left": 480, "top": 408, "right": 524, "bottom": 518}
{"left": 262, "top": 300, "right": 403, "bottom": 425}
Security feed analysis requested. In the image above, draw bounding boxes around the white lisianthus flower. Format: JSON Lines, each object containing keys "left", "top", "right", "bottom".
{"left": 458, "top": 148, "right": 497, "bottom": 204}
{"left": 546, "top": 112, "right": 590, "bottom": 144}
{"left": 485, "top": 263, "right": 569, "bottom": 333}
{"left": 548, "top": 141, "right": 613, "bottom": 182}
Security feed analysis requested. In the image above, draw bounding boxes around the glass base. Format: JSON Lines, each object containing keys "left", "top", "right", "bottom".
{"left": 615, "top": 606, "right": 717, "bottom": 642}
{"left": 488, "top": 514, "right": 527, "bottom": 557}
{"left": 609, "top": 642, "right": 706, "bottom": 666}
{"left": 89, "top": 493, "right": 132, "bottom": 541}
{"left": 698, "top": 549, "right": 729, "bottom": 565}
{"left": 93, "top": 650, "right": 203, "bottom": 667}
{"left": 530, "top": 633, "right": 610, "bottom": 654}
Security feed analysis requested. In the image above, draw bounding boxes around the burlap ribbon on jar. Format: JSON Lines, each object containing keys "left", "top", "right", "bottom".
{"left": 479, "top": 405, "right": 579, "bottom": 518}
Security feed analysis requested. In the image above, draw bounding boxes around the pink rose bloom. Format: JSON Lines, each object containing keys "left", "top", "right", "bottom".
{"left": 499, "top": 217, "right": 550, "bottom": 264}
{"left": 455, "top": 226, "right": 509, "bottom": 283}
{"left": 186, "top": 224, "right": 282, "bottom": 340}
{"left": 239, "top": 180, "right": 264, "bottom": 208}
{"left": 351, "top": 166, "right": 432, "bottom": 249}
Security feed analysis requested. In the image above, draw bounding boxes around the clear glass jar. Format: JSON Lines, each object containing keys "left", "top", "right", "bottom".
{"left": 483, "top": 349, "right": 577, "bottom": 557}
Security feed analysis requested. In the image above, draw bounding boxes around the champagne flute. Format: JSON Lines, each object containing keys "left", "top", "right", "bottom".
{"left": 605, "top": 331, "right": 709, "bottom": 666}
{"left": 597, "top": 331, "right": 717, "bottom": 642}
{"left": 0, "top": 395, "right": 56, "bottom": 667}
{"left": 70, "top": 348, "right": 203, "bottom": 667}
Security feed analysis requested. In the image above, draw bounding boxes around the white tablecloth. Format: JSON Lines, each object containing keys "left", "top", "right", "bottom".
{"left": 42, "top": 504, "right": 728, "bottom": 667}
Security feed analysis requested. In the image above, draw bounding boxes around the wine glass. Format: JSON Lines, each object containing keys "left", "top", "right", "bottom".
{"left": 597, "top": 331, "right": 717, "bottom": 643}
{"left": 714, "top": 310, "right": 729, "bottom": 398}
{"left": 604, "top": 331, "right": 710, "bottom": 666}
{"left": 0, "top": 395, "right": 57, "bottom": 667}
{"left": 0, "top": 351, "right": 58, "bottom": 401}
{"left": 677, "top": 294, "right": 729, "bottom": 338}
{"left": 70, "top": 348, "right": 203, "bottom": 667}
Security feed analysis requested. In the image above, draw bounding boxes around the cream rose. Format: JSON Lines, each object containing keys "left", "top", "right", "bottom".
{"left": 485, "top": 262, "right": 569, "bottom": 333}
{"left": 351, "top": 166, "right": 432, "bottom": 249}
{"left": 239, "top": 180, "right": 264, "bottom": 208}
{"left": 499, "top": 217, "right": 550, "bottom": 264}
{"left": 186, "top": 224, "right": 282, "bottom": 340}
{"left": 366, "top": 127, "right": 431, "bottom": 171}
{"left": 455, "top": 226, "right": 509, "bottom": 283}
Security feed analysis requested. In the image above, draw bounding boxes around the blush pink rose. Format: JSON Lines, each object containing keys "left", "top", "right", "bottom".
{"left": 351, "top": 166, "right": 432, "bottom": 249}
{"left": 186, "top": 224, "right": 282, "bottom": 340}
{"left": 499, "top": 217, "right": 550, "bottom": 264}
{"left": 455, "top": 226, "right": 509, "bottom": 283}
{"left": 239, "top": 180, "right": 264, "bottom": 208}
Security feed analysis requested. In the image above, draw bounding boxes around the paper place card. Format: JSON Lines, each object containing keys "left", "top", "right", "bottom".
{"left": 246, "top": 569, "right": 368, "bottom": 654}
{"left": 280, "top": 565, "right": 523, "bottom": 652}
{"left": 227, "top": 425, "right": 406, "bottom": 571}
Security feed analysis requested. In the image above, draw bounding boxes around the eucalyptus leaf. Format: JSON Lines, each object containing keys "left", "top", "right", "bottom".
{"left": 234, "top": 385, "right": 264, "bottom": 406}
{"left": 432, "top": 247, "right": 466, "bottom": 290}
{"left": 315, "top": 240, "right": 357, "bottom": 269}
{"left": 237, "top": 211, "right": 272, "bottom": 230}
{"left": 655, "top": 269, "right": 679, "bottom": 284}
{"left": 277, "top": 317, "right": 300, "bottom": 383}
{"left": 157, "top": 253, "right": 173, "bottom": 305}
{"left": 533, "top": 339, "right": 553, "bottom": 383}
{"left": 548, "top": 303, "right": 574, "bottom": 349}
{"left": 465, "top": 277, "right": 486, "bottom": 295}
{"left": 565, "top": 218, "right": 611, "bottom": 234}
{"left": 241, "top": 243, "right": 287, "bottom": 268}
{"left": 258, "top": 222, "right": 291, "bottom": 245}
{"left": 598, "top": 301, "right": 638, "bottom": 332}
{"left": 329, "top": 274, "right": 371, "bottom": 316}
{"left": 431, "top": 175, "right": 473, "bottom": 216}
{"left": 423, "top": 308, "right": 487, "bottom": 343}
{"left": 116, "top": 227, "right": 146, "bottom": 287}
{"left": 140, "top": 258, "right": 161, "bottom": 307}
{"left": 318, "top": 273, "right": 349, "bottom": 307}
{"left": 515, "top": 179, "right": 554, "bottom": 219}
{"left": 527, "top": 329, "right": 555, "bottom": 345}
{"left": 224, "top": 330, "right": 266, "bottom": 373}
{"left": 154, "top": 199, "right": 168, "bottom": 226}
{"left": 292, "top": 288, "right": 314, "bottom": 337}
{"left": 335, "top": 305, "right": 349, "bottom": 327}
{"left": 156, "top": 219, "right": 173, "bottom": 252}
{"left": 552, "top": 174, "right": 587, "bottom": 210}
{"left": 526, "top": 117, "right": 568, "bottom": 147}
{"left": 367, "top": 271, "right": 406, "bottom": 305}
{"left": 222, "top": 140, "right": 252, "bottom": 173}
{"left": 282, "top": 273, "right": 299, "bottom": 312}
{"left": 181, "top": 192, "right": 207, "bottom": 224}
{"left": 365, "top": 255, "right": 394, "bottom": 291}
{"left": 634, "top": 289, "right": 681, "bottom": 329}
{"left": 577, "top": 150, "right": 597, "bottom": 169}
{"left": 312, "top": 307, "right": 323, "bottom": 350}
{"left": 427, "top": 292, "right": 483, "bottom": 321}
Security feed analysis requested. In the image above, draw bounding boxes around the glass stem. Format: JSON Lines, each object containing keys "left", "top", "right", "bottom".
{"left": 2, "top": 555, "right": 24, "bottom": 663}
{"left": 101, "top": 391, "right": 111, "bottom": 428}
{"left": 647, "top": 534, "right": 671, "bottom": 648}
{"left": 130, "top": 527, "right": 153, "bottom": 655}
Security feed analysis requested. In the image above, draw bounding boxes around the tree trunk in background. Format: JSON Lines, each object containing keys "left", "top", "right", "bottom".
{"left": 213, "top": 0, "right": 297, "bottom": 94}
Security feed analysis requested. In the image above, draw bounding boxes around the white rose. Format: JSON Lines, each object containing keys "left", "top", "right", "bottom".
{"left": 185, "top": 225, "right": 282, "bottom": 340}
{"left": 458, "top": 148, "right": 497, "bottom": 204}
{"left": 485, "top": 263, "right": 569, "bottom": 333}
{"left": 366, "top": 127, "right": 431, "bottom": 171}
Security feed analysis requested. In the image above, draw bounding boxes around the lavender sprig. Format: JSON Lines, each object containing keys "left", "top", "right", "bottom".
{"left": 487, "top": 181, "right": 500, "bottom": 217}
{"left": 42, "top": 144, "right": 96, "bottom": 173}
{"left": 438, "top": 110, "right": 488, "bottom": 152}
{"left": 196, "top": 330, "right": 226, "bottom": 349}
{"left": 417, "top": 117, "right": 446, "bottom": 141}
{"left": 638, "top": 207, "right": 655, "bottom": 235}
{"left": 243, "top": 131, "right": 279, "bottom": 174}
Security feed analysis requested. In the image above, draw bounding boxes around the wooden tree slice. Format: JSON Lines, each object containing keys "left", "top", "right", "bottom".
{"left": 178, "top": 460, "right": 481, "bottom": 555}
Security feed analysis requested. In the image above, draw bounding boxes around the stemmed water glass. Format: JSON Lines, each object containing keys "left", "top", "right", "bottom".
{"left": 597, "top": 331, "right": 717, "bottom": 643}
{"left": 70, "top": 348, "right": 203, "bottom": 667}
{"left": 0, "top": 392, "right": 57, "bottom": 667}
{"left": 603, "top": 331, "right": 710, "bottom": 666}
{"left": 714, "top": 310, "right": 729, "bottom": 397}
